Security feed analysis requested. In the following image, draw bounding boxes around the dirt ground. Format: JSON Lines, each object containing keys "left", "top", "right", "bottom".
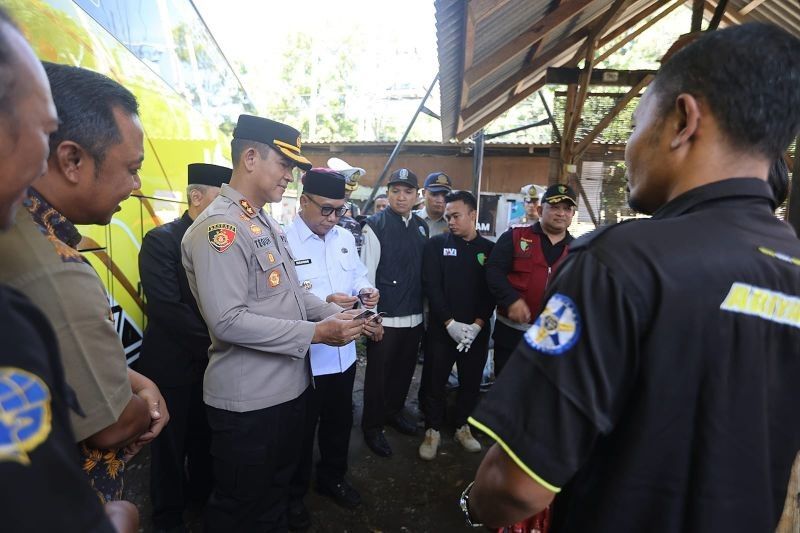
{"left": 125, "top": 352, "right": 490, "bottom": 533}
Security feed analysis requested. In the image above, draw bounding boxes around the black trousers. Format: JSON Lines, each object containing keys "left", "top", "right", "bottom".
{"left": 150, "top": 379, "right": 213, "bottom": 529}
{"left": 422, "top": 326, "right": 490, "bottom": 430}
{"left": 362, "top": 324, "right": 424, "bottom": 431}
{"left": 289, "top": 364, "right": 356, "bottom": 502}
{"left": 492, "top": 320, "right": 526, "bottom": 377}
{"left": 204, "top": 387, "right": 309, "bottom": 533}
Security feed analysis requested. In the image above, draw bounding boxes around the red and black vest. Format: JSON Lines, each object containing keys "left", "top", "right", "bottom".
{"left": 499, "top": 226, "right": 569, "bottom": 323}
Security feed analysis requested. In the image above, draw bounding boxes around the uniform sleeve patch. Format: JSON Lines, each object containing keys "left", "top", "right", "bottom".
{"left": 0, "top": 367, "right": 52, "bottom": 465}
{"left": 524, "top": 293, "right": 581, "bottom": 355}
{"left": 208, "top": 223, "right": 237, "bottom": 253}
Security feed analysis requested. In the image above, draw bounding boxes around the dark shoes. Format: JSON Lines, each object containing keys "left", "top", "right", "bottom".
{"left": 387, "top": 413, "right": 418, "bottom": 436}
{"left": 288, "top": 499, "right": 311, "bottom": 531}
{"left": 364, "top": 429, "right": 392, "bottom": 457}
{"left": 316, "top": 478, "right": 362, "bottom": 509}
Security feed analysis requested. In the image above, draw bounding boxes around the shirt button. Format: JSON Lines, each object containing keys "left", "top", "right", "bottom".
{"left": 297, "top": 347, "right": 304, "bottom": 353}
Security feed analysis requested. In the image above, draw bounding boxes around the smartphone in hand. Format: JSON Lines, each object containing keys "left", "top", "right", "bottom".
{"left": 352, "top": 309, "right": 376, "bottom": 320}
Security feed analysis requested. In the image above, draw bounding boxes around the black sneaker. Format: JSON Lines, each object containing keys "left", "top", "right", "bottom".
{"left": 363, "top": 429, "right": 392, "bottom": 457}
{"left": 316, "top": 478, "right": 362, "bottom": 509}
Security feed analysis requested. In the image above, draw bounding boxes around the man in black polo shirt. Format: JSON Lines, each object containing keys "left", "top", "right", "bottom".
{"left": 463, "top": 24, "right": 800, "bottom": 532}
{"left": 418, "top": 191, "right": 494, "bottom": 461}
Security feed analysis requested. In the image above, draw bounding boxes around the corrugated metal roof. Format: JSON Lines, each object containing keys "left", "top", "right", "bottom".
{"left": 437, "top": 0, "right": 800, "bottom": 142}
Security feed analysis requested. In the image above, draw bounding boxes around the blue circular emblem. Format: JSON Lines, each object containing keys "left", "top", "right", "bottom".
{"left": 0, "top": 367, "right": 52, "bottom": 465}
{"left": 524, "top": 293, "right": 581, "bottom": 355}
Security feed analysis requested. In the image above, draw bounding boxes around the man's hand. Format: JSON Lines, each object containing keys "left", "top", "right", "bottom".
{"left": 326, "top": 292, "right": 359, "bottom": 308}
{"left": 358, "top": 287, "right": 380, "bottom": 309}
{"left": 446, "top": 319, "right": 471, "bottom": 344}
{"left": 364, "top": 317, "right": 384, "bottom": 342}
{"left": 313, "top": 313, "right": 365, "bottom": 346}
{"left": 128, "top": 369, "right": 169, "bottom": 444}
{"left": 507, "top": 299, "right": 532, "bottom": 324}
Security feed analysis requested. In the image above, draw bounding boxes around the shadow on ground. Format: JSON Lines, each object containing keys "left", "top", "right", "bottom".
{"left": 125, "top": 352, "right": 490, "bottom": 532}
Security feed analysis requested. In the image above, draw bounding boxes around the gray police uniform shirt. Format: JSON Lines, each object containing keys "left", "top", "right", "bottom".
{"left": 414, "top": 207, "right": 448, "bottom": 237}
{"left": 181, "top": 183, "right": 341, "bottom": 412}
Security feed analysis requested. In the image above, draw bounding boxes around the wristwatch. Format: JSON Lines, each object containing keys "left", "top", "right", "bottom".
{"left": 460, "top": 481, "right": 484, "bottom": 528}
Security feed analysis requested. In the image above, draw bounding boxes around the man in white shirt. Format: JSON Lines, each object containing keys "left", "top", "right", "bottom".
{"left": 286, "top": 168, "right": 381, "bottom": 529}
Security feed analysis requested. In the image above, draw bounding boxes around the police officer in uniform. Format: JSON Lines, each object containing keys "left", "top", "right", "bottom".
{"left": 0, "top": 9, "right": 134, "bottom": 530}
{"left": 463, "top": 24, "right": 800, "bottom": 532}
{"left": 485, "top": 184, "right": 576, "bottom": 377}
{"left": 285, "top": 168, "right": 381, "bottom": 529}
{"left": 360, "top": 168, "right": 429, "bottom": 457}
{"left": 138, "top": 163, "right": 231, "bottom": 531}
{"left": 328, "top": 157, "right": 366, "bottom": 254}
{"left": 414, "top": 172, "right": 452, "bottom": 237}
{"left": 508, "top": 184, "right": 543, "bottom": 227}
{"left": 181, "top": 115, "right": 368, "bottom": 532}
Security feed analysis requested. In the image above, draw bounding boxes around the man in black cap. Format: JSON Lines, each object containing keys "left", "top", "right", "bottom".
{"left": 360, "top": 168, "right": 429, "bottom": 457}
{"left": 485, "top": 183, "right": 576, "bottom": 377}
{"left": 181, "top": 115, "right": 368, "bottom": 532}
{"left": 414, "top": 171, "right": 452, "bottom": 237}
{"left": 286, "top": 168, "right": 382, "bottom": 529}
{"left": 464, "top": 23, "right": 800, "bottom": 532}
{"left": 138, "top": 163, "right": 231, "bottom": 532}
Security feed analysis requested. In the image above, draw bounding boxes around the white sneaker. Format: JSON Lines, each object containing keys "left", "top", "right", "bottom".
{"left": 455, "top": 424, "right": 481, "bottom": 452}
{"left": 418, "top": 428, "right": 440, "bottom": 461}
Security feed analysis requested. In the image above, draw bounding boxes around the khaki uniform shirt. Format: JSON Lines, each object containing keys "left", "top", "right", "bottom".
{"left": 0, "top": 190, "right": 131, "bottom": 441}
{"left": 181, "top": 184, "right": 340, "bottom": 413}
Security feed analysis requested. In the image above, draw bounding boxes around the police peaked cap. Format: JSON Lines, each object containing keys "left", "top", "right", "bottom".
{"left": 233, "top": 114, "right": 312, "bottom": 170}
{"left": 187, "top": 163, "right": 232, "bottom": 187}
{"left": 302, "top": 168, "right": 347, "bottom": 200}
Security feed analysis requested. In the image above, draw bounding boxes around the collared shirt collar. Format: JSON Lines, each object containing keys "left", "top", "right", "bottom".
{"left": 24, "top": 187, "right": 82, "bottom": 248}
{"left": 387, "top": 207, "right": 413, "bottom": 224}
{"left": 652, "top": 178, "right": 773, "bottom": 220}
{"left": 291, "top": 214, "right": 336, "bottom": 243}
{"left": 416, "top": 207, "right": 443, "bottom": 223}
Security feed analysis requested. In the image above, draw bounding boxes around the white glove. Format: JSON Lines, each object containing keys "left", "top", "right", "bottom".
{"left": 456, "top": 339, "right": 471, "bottom": 352}
{"left": 463, "top": 323, "right": 481, "bottom": 342}
{"left": 446, "top": 320, "right": 471, "bottom": 344}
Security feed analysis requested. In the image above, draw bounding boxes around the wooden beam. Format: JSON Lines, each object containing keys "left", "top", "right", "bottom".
{"left": 738, "top": 0, "right": 768, "bottom": 16}
{"left": 463, "top": 0, "right": 595, "bottom": 86}
{"left": 573, "top": 74, "right": 653, "bottom": 158}
{"left": 691, "top": 0, "right": 705, "bottom": 31}
{"left": 457, "top": 79, "right": 547, "bottom": 140}
{"left": 563, "top": 38, "right": 598, "bottom": 167}
{"left": 460, "top": 29, "right": 587, "bottom": 121}
{"left": 708, "top": 0, "right": 729, "bottom": 30}
{"left": 546, "top": 67, "right": 656, "bottom": 86}
{"left": 566, "top": 0, "right": 629, "bottom": 69}
{"left": 539, "top": 91, "right": 562, "bottom": 143}
{"left": 598, "top": 1, "right": 666, "bottom": 48}
{"left": 706, "top": 0, "right": 741, "bottom": 26}
{"left": 595, "top": 0, "right": 684, "bottom": 65}
{"left": 560, "top": 84, "right": 578, "bottom": 163}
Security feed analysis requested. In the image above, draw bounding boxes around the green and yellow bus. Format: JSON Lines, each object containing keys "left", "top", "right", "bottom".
{"left": 6, "top": 0, "right": 253, "bottom": 363}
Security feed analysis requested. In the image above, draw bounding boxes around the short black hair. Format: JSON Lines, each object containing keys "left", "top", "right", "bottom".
{"left": 43, "top": 62, "right": 139, "bottom": 164}
{"left": 0, "top": 7, "right": 20, "bottom": 117}
{"left": 445, "top": 189, "right": 477, "bottom": 211}
{"left": 374, "top": 193, "right": 388, "bottom": 201}
{"left": 652, "top": 23, "right": 800, "bottom": 161}
{"left": 230, "top": 138, "right": 270, "bottom": 166}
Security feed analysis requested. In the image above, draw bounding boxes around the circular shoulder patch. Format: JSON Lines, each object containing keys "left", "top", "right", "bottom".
{"left": 0, "top": 367, "right": 52, "bottom": 464}
{"left": 524, "top": 293, "right": 581, "bottom": 355}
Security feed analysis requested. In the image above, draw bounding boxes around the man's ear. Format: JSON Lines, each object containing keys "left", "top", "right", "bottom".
{"left": 188, "top": 188, "right": 202, "bottom": 207}
{"left": 669, "top": 93, "right": 701, "bottom": 150}
{"left": 243, "top": 147, "right": 260, "bottom": 171}
{"left": 536, "top": 204, "right": 543, "bottom": 217}
{"left": 54, "top": 141, "right": 88, "bottom": 185}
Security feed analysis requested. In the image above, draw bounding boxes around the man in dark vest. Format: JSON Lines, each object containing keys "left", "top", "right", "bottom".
{"left": 485, "top": 184, "right": 576, "bottom": 377}
{"left": 360, "top": 168, "right": 429, "bottom": 457}
{"left": 138, "top": 163, "right": 231, "bottom": 532}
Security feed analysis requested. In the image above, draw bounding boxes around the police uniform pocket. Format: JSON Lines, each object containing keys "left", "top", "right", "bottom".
{"left": 254, "top": 248, "right": 290, "bottom": 299}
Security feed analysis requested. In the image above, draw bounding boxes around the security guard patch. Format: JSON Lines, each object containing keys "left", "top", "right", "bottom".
{"left": 0, "top": 367, "right": 52, "bottom": 465}
{"left": 208, "top": 223, "right": 237, "bottom": 253}
{"left": 524, "top": 293, "right": 581, "bottom": 355}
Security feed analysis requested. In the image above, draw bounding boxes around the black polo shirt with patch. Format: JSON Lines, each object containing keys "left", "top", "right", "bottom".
{"left": 470, "top": 178, "right": 800, "bottom": 532}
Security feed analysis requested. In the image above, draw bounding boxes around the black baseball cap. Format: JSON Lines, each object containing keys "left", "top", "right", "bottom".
{"left": 387, "top": 168, "right": 419, "bottom": 189}
{"left": 423, "top": 172, "right": 453, "bottom": 192}
{"left": 541, "top": 184, "right": 578, "bottom": 206}
{"left": 233, "top": 114, "right": 312, "bottom": 170}
{"left": 187, "top": 163, "right": 232, "bottom": 187}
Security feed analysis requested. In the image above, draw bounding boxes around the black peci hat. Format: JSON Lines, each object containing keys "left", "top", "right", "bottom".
{"left": 302, "top": 168, "right": 346, "bottom": 200}
{"left": 187, "top": 163, "right": 232, "bottom": 187}
{"left": 233, "top": 114, "right": 312, "bottom": 170}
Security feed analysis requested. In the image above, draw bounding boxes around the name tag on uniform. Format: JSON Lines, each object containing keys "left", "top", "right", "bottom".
{"left": 254, "top": 237, "right": 271, "bottom": 248}
{"left": 443, "top": 248, "right": 457, "bottom": 256}
{"left": 294, "top": 258, "right": 312, "bottom": 266}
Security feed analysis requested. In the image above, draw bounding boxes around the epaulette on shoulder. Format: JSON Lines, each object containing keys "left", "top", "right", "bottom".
{"left": 569, "top": 219, "right": 638, "bottom": 253}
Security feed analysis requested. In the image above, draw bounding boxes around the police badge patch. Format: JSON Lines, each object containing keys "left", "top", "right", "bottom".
{"left": 524, "top": 293, "right": 581, "bottom": 355}
{"left": 208, "top": 223, "right": 237, "bottom": 253}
